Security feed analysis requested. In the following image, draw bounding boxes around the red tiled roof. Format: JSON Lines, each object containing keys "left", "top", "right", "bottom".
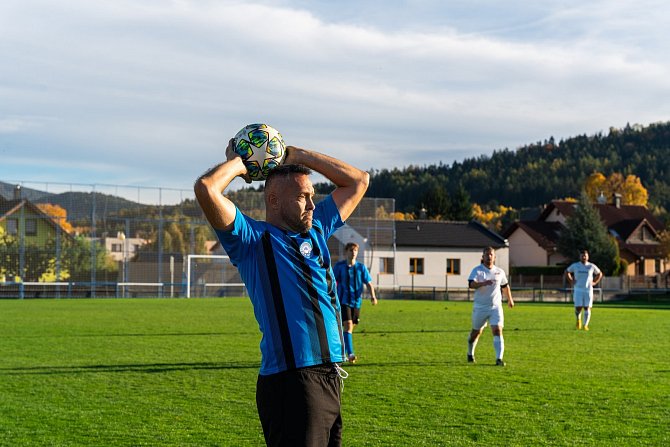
{"left": 503, "top": 221, "right": 563, "bottom": 249}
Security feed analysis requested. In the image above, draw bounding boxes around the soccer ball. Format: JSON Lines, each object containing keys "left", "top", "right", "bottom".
{"left": 233, "top": 123, "right": 286, "bottom": 181}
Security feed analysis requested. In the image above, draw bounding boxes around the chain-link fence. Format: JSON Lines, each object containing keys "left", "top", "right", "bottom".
{"left": 0, "top": 181, "right": 395, "bottom": 298}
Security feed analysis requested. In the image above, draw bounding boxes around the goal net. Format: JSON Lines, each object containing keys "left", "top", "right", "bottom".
{"left": 186, "top": 254, "right": 246, "bottom": 298}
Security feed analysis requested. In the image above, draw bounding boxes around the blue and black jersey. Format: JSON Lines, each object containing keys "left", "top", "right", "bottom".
{"left": 215, "top": 195, "right": 346, "bottom": 375}
{"left": 333, "top": 261, "right": 372, "bottom": 309}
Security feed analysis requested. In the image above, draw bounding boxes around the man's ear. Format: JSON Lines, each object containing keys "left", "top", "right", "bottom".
{"left": 267, "top": 191, "right": 280, "bottom": 210}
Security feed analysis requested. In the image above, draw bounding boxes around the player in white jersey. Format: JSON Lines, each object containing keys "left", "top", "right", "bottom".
{"left": 466, "top": 247, "right": 515, "bottom": 366}
{"left": 565, "top": 249, "right": 603, "bottom": 331}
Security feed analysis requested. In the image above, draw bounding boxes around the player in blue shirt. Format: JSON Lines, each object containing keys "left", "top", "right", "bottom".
{"left": 194, "top": 140, "right": 369, "bottom": 447}
{"left": 333, "top": 242, "right": 377, "bottom": 363}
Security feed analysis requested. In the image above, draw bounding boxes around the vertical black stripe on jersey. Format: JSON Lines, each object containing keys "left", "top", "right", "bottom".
{"left": 353, "top": 264, "right": 360, "bottom": 299}
{"left": 289, "top": 237, "right": 331, "bottom": 362}
{"left": 344, "top": 264, "right": 351, "bottom": 302}
{"left": 325, "top": 261, "right": 345, "bottom": 353}
{"left": 314, "top": 225, "right": 345, "bottom": 357}
{"left": 261, "top": 232, "right": 296, "bottom": 370}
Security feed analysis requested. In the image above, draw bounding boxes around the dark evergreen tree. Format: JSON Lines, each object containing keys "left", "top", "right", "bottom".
{"left": 416, "top": 184, "right": 450, "bottom": 219}
{"left": 449, "top": 184, "right": 473, "bottom": 221}
{"left": 557, "top": 193, "right": 621, "bottom": 275}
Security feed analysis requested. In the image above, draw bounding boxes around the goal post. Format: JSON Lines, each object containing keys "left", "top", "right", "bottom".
{"left": 186, "top": 254, "right": 245, "bottom": 298}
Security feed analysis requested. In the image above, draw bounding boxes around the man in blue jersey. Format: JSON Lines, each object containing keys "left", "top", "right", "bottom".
{"left": 565, "top": 249, "right": 603, "bottom": 331}
{"left": 194, "top": 139, "right": 369, "bottom": 447}
{"left": 467, "top": 246, "right": 515, "bottom": 366}
{"left": 333, "top": 242, "right": 377, "bottom": 363}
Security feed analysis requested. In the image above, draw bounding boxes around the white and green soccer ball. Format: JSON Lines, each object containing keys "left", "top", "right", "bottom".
{"left": 233, "top": 123, "right": 286, "bottom": 181}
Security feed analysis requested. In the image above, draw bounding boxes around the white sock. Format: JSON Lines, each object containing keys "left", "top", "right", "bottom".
{"left": 493, "top": 336, "right": 504, "bottom": 360}
{"left": 583, "top": 309, "right": 591, "bottom": 327}
{"left": 468, "top": 338, "right": 478, "bottom": 356}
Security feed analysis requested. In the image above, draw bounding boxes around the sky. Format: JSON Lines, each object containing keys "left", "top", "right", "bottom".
{"left": 2, "top": 0, "right": 670, "bottom": 201}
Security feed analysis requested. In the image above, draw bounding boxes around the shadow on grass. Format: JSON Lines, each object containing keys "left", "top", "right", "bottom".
{"left": 0, "top": 361, "right": 261, "bottom": 375}
{"left": 3, "top": 331, "right": 259, "bottom": 339}
{"left": 343, "top": 360, "right": 494, "bottom": 368}
{"left": 361, "top": 327, "right": 569, "bottom": 334}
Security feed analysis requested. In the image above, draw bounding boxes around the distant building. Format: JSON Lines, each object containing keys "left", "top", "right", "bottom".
{"left": 100, "top": 232, "right": 148, "bottom": 262}
{"left": 0, "top": 192, "right": 73, "bottom": 246}
{"left": 503, "top": 196, "right": 666, "bottom": 276}
{"left": 370, "top": 220, "right": 509, "bottom": 289}
{"left": 0, "top": 187, "right": 74, "bottom": 283}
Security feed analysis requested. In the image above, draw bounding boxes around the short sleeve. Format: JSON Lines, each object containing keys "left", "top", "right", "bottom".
{"left": 313, "top": 195, "right": 344, "bottom": 238}
{"left": 362, "top": 264, "right": 372, "bottom": 284}
{"left": 214, "top": 207, "right": 261, "bottom": 266}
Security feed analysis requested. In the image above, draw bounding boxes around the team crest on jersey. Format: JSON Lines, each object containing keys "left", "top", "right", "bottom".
{"left": 299, "top": 241, "right": 313, "bottom": 257}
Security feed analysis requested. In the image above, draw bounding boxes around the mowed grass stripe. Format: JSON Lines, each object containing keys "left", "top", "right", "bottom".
{"left": 0, "top": 298, "right": 668, "bottom": 446}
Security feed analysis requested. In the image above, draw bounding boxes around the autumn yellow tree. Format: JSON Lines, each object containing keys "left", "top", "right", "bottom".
{"left": 472, "top": 203, "right": 516, "bottom": 231}
{"left": 375, "top": 205, "right": 415, "bottom": 221}
{"left": 584, "top": 172, "right": 648, "bottom": 206}
{"left": 621, "top": 174, "right": 649, "bottom": 206}
{"left": 584, "top": 173, "right": 606, "bottom": 201}
{"left": 36, "top": 203, "right": 74, "bottom": 234}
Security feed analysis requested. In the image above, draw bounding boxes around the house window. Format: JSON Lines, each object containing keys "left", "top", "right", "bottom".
{"left": 409, "top": 258, "right": 424, "bottom": 275}
{"left": 380, "top": 257, "right": 394, "bottom": 274}
{"left": 25, "top": 219, "right": 37, "bottom": 236}
{"left": 655, "top": 259, "right": 661, "bottom": 273}
{"left": 6, "top": 219, "right": 18, "bottom": 235}
{"left": 637, "top": 259, "right": 646, "bottom": 276}
{"left": 112, "top": 243, "right": 123, "bottom": 253}
{"left": 446, "top": 258, "right": 460, "bottom": 275}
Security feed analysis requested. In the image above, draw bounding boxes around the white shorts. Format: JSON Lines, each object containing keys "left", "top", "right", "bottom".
{"left": 573, "top": 289, "right": 594, "bottom": 308}
{"left": 471, "top": 305, "right": 504, "bottom": 331}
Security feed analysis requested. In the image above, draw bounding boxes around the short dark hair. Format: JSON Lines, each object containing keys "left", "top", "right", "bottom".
{"left": 482, "top": 246, "right": 495, "bottom": 254}
{"left": 345, "top": 242, "right": 359, "bottom": 251}
{"left": 265, "top": 164, "right": 312, "bottom": 189}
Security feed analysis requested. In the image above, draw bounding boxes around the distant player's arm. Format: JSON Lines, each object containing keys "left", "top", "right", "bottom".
{"left": 565, "top": 270, "right": 574, "bottom": 285}
{"left": 366, "top": 282, "right": 378, "bottom": 305}
{"left": 284, "top": 146, "right": 369, "bottom": 221}
{"left": 592, "top": 270, "right": 604, "bottom": 287}
{"left": 469, "top": 279, "right": 494, "bottom": 289}
{"left": 194, "top": 139, "right": 249, "bottom": 231}
{"left": 502, "top": 284, "right": 515, "bottom": 308}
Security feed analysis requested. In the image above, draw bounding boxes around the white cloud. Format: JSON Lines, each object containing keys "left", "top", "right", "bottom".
{"left": 1, "top": 0, "right": 669, "bottom": 191}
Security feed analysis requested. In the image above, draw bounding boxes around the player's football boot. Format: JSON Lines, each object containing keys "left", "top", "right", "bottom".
{"left": 576, "top": 320, "right": 582, "bottom": 330}
{"left": 495, "top": 359, "right": 506, "bottom": 367}
{"left": 347, "top": 354, "right": 358, "bottom": 364}
{"left": 467, "top": 354, "right": 476, "bottom": 363}
{"left": 583, "top": 325, "right": 589, "bottom": 331}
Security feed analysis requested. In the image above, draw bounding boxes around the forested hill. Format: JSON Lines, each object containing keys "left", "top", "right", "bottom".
{"left": 364, "top": 122, "right": 670, "bottom": 215}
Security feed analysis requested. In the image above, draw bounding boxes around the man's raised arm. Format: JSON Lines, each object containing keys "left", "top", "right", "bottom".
{"left": 194, "top": 140, "right": 249, "bottom": 231}
{"left": 284, "top": 146, "right": 370, "bottom": 221}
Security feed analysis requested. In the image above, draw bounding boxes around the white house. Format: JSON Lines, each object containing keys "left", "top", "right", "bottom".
{"left": 346, "top": 220, "right": 509, "bottom": 291}
{"left": 103, "top": 232, "right": 147, "bottom": 262}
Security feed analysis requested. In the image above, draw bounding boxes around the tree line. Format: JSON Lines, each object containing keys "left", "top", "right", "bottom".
{"left": 358, "top": 122, "right": 670, "bottom": 223}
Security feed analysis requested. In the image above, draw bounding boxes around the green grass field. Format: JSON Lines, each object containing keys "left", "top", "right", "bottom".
{"left": 1, "top": 298, "right": 668, "bottom": 446}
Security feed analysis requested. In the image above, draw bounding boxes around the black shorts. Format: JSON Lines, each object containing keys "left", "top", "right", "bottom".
{"left": 256, "top": 364, "right": 342, "bottom": 447}
{"left": 341, "top": 305, "right": 360, "bottom": 325}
